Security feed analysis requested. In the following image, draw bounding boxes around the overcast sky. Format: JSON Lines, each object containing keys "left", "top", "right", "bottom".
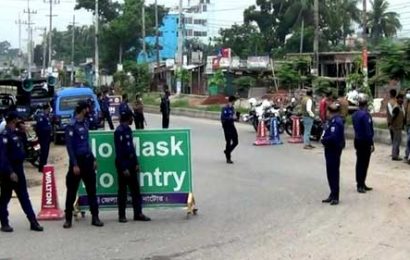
{"left": 0, "top": 0, "right": 409, "bottom": 49}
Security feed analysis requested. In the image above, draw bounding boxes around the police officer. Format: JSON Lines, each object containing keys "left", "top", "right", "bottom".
{"left": 63, "top": 101, "right": 103, "bottom": 228}
{"left": 119, "top": 93, "right": 133, "bottom": 117}
{"left": 321, "top": 103, "right": 345, "bottom": 205}
{"left": 0, "top": 112, "right": 43, "bottom": 232}
{"left": 352, "top": 94, "right": 374, "bottom": 193}
{"left": 133, "top": 93, "right": 145, "bottom": 129}
{"left": 86, "top": 98, "right": 98, "bottom": 130}
{"left": 114, "top": 111, "right": 151, "bottom": 223}
{"left": 35, "top": 104, "right": 52, "bottom": 172}
{"left": 221, "top": 96, "right": 238, "bottom": 164}
{"left": 98, "top": 90, "right": 114, "bottom": 130}
{"left": 160, "top": 89, "right": 171, "bottom": 129}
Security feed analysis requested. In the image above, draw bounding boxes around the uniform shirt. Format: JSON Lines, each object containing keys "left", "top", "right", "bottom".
{"left": 1, "top": 126, "right": 26, "bottom": 175}
{"left": 352, "top": 108, "right": 374, "bottom": 145}
{"left": 87, "top": 109, "right": 99, "bottom": 130}
{"left": 221, "top": 105, "right": 235, "bottom": 125}
{"left": 65, "top": 119, "right": 92, "bottom": 166}
{"left": 35, "top": 112, "right": 52, "bottom": 136}
{"left": 114, "top": 123, "right": 138, "bottom": 172}
{"left": 321, "top": 115, "right": 345, "bottom": 150}
{"left": 101, "top": 96, "right": 110, "bottom": 113}
{"left": 160, "top": 96, "right": 171, "bottom": 115}
{"left": 119, "top": 101, "right": 132, "bottom": 116}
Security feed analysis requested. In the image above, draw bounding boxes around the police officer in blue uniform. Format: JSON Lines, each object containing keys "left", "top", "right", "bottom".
{"left": 35, "top": 104, "right": 52, "bottom": 172}
{"left": 160, "top": 89, "right": 171, "bottom": 129}
{"left": 119, "top": 93, "right": 133, "bottom": 117}
{"left": 98, "top": 90, "right": 114, "bottom": 130}
{"left": 63, "top": 101, "right": 103, "bottom": 229}
{"left": 352, "top": 94, "right": 374, "bottom": 193}
{"left": 86, "top": 98, "right": 99, "bottom": 130}
{"left": 221, "top": 96, "right": 238, "bottom": 164}
{"left": 114, "top": 111, "right": 151, "bottom": 223}
{"left": 321, "top": 103, "right": 345, "bottom": 205}
{"left": 0, "top": 112, "right": 43, "bottom": 232}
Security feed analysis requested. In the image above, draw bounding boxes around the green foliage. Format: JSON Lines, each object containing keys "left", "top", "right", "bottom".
{"left": 175, "top": 69, "right": 190, "bottom": 84}
{"left": 276, "top": 63, "right": 301, "bottom": 89}
{"left": 368, "top": 0, "right": 402, "bottom": 44}
{"left": 376, "top": 40, "right": 410, "bottom": 84}
{"left": 233, "top": 76, "right": 256, "bottom": 90}
{"left": 172, "top": 99, "right": 190, "bottom": 108}
{"left": 208, "top": 70, "right": 226, "bottom": 88}
{"left": 313, "top": 77, "right": 333, "bottom": 94}
{"left": 122, "top": 60, "right": 150, "bottom": 97}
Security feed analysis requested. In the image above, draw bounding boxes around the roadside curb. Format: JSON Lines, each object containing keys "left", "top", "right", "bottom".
{"left": 144, "top": 105, "right": 402, "bottom": 146}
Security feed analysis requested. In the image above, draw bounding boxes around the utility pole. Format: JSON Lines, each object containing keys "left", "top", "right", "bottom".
{"left": 36, "top": 27, "right": 47, "bottom": 76}
{"left": 313, "top": 0, "right": 319, "bottom": 77}
{"left": 71, "top": 15, "right": 77, "bottom": 85}
{"left": 176, "top": 0, "right": 184, "bottom": 94}
{"left": 45, "top": 0, "right": 60, "bottom": 70}
{"left": 15, "top": 14, "right": 23, "bottom": 54}
{"left": 362, "top": 0, "right": 369, "bottom": 95}
{"left": 24, "top": 0, "right": 36, "bottom": 79}
{"left": 155, "top": 0, "right": 160, "bottom": 71}
{"left": 142, "top": 2, "right": 146, "bottom": 62}
{"left": 95, "top": 0, "right": 100, "bottom": 88}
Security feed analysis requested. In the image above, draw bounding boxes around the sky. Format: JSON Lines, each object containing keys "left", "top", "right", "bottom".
{"left": 0, "top": 0, "right": 409, "bottom": 50}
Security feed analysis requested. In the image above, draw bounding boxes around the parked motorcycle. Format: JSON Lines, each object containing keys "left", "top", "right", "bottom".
{"left": 242, "top": 98, "right": 285, "bottom": 133}
{"left": 17, "top": 121, "right": 40, "bottom": 167}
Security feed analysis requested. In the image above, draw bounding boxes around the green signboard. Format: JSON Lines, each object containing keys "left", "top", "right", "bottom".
{"left": 78, "top": 129, "right": 193, "bottom": 209}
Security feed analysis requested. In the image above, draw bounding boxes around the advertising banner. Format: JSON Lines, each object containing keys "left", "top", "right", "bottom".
{"left": 108, "top": 95, "right": 122, "bottom": 118}
{"left": 78, "top": 129, "right": 193, "bottom": 209}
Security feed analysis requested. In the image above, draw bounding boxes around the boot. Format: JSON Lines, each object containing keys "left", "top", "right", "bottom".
{"left": 63, "top": 212, "right": 72, "bottom": 229}
{"left": 1, "top": 225, "right": 14, "bottom": 232}
{"left": 91, "top": 215, "right": 104, "bottom": 227}
{"left": 30, "top": 220, "right": 44, "bottom": 232}
{"left": 134, "top": 213, "right": 151, "bottom": 222}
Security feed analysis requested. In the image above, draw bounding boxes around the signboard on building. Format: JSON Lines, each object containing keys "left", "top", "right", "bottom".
{"left": 247, "top": 56, "right": 270, "bottom": 69}
{"left": 206, "top": 56, "right": 216, "bottom": 74}
{"left": 108, "top": 95, "right": 122, "bottom": 118}
{"left": 78, "top": 129, "right": 193, "bottom": 209}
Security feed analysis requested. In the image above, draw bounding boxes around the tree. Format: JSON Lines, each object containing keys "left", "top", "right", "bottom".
{"left": 216, "top": 24, "right": 265, "bottom": 58}
{"left": 276, "top": 62, "right": 301, "bottom": 89}
{"left": 75, "top": 0, "right": 121, "bottom": 22}
{"left": 0, "top": 41, "right": 11, "bottom": 56}
{"left": 368, "top": 0, "right": 402, "bottom": 44}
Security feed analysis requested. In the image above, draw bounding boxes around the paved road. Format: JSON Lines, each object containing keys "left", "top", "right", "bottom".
{"left": 1, "top": 114, "right": 410, "bottom": 259}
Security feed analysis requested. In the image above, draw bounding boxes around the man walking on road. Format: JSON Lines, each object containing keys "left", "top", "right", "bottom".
{"left": 321, "top": 103, "right": 345, "bottom": 205}
{"left": 35, "top": 104, "right": 52, "bottom": 173}
{"left": 404, "top": 89, "right": 410, "bottom": 163}
{"left": 114, "top": 111, "right": 151, "bottom": 223}
{"left": 133, "top": 93, "right": 145, "bottom": 129}
{"left": 0, "top": 112, "right": 44, "bottom": 232}
{"left": 390, "top": 93, "right": 405, "bottom": 161}
{"left": 352, "top": 94, "right": 374, "bottom": 193}
{"left": 387, "top": 89, "right": 398, "bottom": 143}
{"left": 64, "top": 101, "right": 103, "bottom": 229}
{"left": 160, "top": 88, "right": 171, "bottom": 129}
{"left": 221, "top": 96, "right": 238, "bottom": 164}
{"left": 301, "top": 89, "right": 315, "bottom": 149}
{"left": 98, "top": 91, "right": 114, "bottom": 130}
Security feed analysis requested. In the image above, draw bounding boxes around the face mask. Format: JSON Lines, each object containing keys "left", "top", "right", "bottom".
{"left": 406, "top": 94, "right": 410, "bottom": 100}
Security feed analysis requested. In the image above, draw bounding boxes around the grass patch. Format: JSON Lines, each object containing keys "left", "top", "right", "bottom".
{"left": 172, "top": 99, "right": 190, "bottom": 108}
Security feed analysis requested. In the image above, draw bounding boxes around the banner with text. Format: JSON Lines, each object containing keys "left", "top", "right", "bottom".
{"left": 78, "top": 129, "right": 193, "bottom": 209}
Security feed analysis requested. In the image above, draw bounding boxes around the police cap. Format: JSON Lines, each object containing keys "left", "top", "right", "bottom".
{"left": 5, "top": 111, "right": 20, "bottom": 123}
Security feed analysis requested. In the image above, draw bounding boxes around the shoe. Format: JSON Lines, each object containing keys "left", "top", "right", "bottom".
{"left": 134, "top": 214, "right": 151, "bottom": 222}
{"left": 308, "top": 144, "right": 316, "bottom": 149}
{"left": 91, "top": 216, "right": 104, "bottom": 227}
{"left": 118, "top": 217, "right": 128, "bottom": 223}
{"left": 226, "top": 160, "right": 234, "bottom": 164}
{"left": 364, "top": 185, "right": 373, "bottom": 191}
{"left": 303, "top": 145, "right": 313, "bottom": 150}
{"left": 30, "top": 221, "right": 44, "bottom": 232}
{"left": 357, "top": 187, "right": 366, "bottom": 193}
{"left": 392, "top": 157, "right": 403, "bottom": 161}
{"left": 330, "top": 200, "right": 339, "bottom": 205}
{"left": 1, "top": 225, "right": 14, "bottom": 232}
{"left": 63, "top": 220, "right": 72, "bottom": 229}
{"left": 322, "top": 197, "right": 332, "bottom": 203}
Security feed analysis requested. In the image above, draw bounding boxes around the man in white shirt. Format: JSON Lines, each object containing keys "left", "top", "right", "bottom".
{"left": 301, "top": 89, "right": 315, "bottom": 149}
{"left": 347, "top": 86, "right": 359, "bottom": 106}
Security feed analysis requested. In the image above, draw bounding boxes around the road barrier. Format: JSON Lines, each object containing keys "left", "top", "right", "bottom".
{"left": 37, "top": 165, "right": 64, "bottom": 220}
{"left": 288, "top": 116, "right": 303, "bottom": 144}
{"left": 269, "top": 117, "right": 283, "bottom": 145}
{"left": 253, "top": 119, "right": 271, "bottom": 146}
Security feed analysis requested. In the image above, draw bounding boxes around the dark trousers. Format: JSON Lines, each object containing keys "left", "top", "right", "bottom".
{"left": 102, "top": 111, "right": 114, "bottom": 130}
{"left": 162, "top": 113, "right": 170, "bottom": 129}
{"left": 65, "top": 155, "right": 99, "bottom": 220}
{"left": 0, "top": 163, "right": 36, "bottom": 226}
{"left": 355, "top": 140, "right": 372, "bottom": 188}
{"left": 325, "top": 148, "right": 342, "bottom": 200}
{"left": 134, "top": 112, "right": 145, "bottom": 130}
{"left": 223, "top": 123, "right": 239, "bottom": 160}
{"left": 38, "top": 134, "right": 51, "bottom": 171}
{"left": 391, "top": 129, "right": 402, "bottom": 159}
{"left": 116, "top": 167, "right": 142, "bottom": 218}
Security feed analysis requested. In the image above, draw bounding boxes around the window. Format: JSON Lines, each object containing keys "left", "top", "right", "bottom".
{"left": 194, "top": 19, "right": 207, "bottom": 25}
{"left": 59, "top": 95, "right": 92, "bottom": 111}
{"left": 193, "top": 31, "right": 207, "bottom": 37}
{"left": 176, "top": 18, "right": 179, "bottom": 24}
{"left": 184, "top": 17, "right": 193, "bottom": 24}
{"left": 203, "top": 5, "right": 207, "bottom": 12}
{"left": 186, "top": 29, "right": 193, "bottom": 36}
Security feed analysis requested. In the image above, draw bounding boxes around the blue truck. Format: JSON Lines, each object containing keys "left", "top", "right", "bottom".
{"left": 52, "top": 87, "right": 102, "bottom": 143}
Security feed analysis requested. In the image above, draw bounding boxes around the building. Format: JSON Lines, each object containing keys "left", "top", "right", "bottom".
{"left": 184, "top": 0, "right": 217, "bottom": 44}
{"left": 137, "top": 14, "right": 179, "bottom": 64}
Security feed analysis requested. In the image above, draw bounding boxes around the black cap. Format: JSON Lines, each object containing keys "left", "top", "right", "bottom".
{"left": 76, "top": 100, "right": 89, "bottom": 114}
{"left": 5, "top": 111, "right": 20, "bottom": 123}
{"left": 228, "top": 96, "right": 236, "bottom": 102}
